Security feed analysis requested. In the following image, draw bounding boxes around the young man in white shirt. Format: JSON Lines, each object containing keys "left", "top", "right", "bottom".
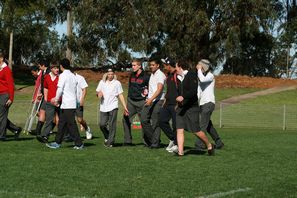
{"left": 46, "top": 58, "right": 83, "bottom": 149}
{"left": 140, "top": 58, "right": 166, "bottom": 148}
{"left": 195, "top": 59, "right": 224, "bottom": 150}
{"left": 75, "top": 73, "right": 92, "bottom": 140}
{"left": 96, "top": 69, "right": 129, "bottom": 147}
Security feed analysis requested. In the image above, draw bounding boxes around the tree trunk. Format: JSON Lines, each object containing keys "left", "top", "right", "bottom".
{"left": 8, "top": 31, "right": 13, "bottom": 70}
{"left": 66, "top": 9, "right": 73, "bottom": 62}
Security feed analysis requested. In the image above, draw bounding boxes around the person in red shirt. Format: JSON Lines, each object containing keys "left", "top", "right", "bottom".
{"left": 36, "top": 63, "right": 59, "bottom": 143}
{"left": 0, "top": 52, "right": 22, "bottom": 140}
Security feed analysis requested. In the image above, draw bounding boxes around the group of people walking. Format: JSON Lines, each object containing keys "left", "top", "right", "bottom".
{"left": 0, "top": 52, "right": 224, "bottom": 156}
{"left": 98, "top": 57, "right": 224, "bottom": 156}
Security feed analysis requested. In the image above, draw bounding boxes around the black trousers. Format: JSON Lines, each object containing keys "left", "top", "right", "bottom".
{"left": 55, "top": 109, "right": 82, "bottom": 146}
{"left": 159, "top": 104, "right": 177, "bottom": 145}
{"left": 0, "top": 94, "right": 9, "bottom": 138}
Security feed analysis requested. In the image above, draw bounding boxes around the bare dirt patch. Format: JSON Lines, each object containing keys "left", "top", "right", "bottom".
{"left": 75, "top": 70, "right": 297, "bottom": 89}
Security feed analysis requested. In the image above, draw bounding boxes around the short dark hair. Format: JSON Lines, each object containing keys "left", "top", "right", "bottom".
{"left": 149, "top": 57, "right": 161, "bottom": 65}
{"left": 176, "top": 59, "right": 190, "bottom": 70}
{"left": 60, "top": 58, "right": 71, "bottom": 69}
{"left": 0, "top": 52, "right": 5, "bottom": 59}
{"left": 38, "top": 59, "right": 49, "bottom": 67}
{"left": 30, "top": 65, "right": 39, "bottom": 72}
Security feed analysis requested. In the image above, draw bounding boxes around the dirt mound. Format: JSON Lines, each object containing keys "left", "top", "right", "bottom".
{"left": 215, "top": 74, "right": 297, "bottom": 88}
{"left": 75, "top": 70, "right": 297, "bottom": 89}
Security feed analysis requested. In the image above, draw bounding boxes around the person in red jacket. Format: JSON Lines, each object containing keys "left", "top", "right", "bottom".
{"left": 0, "top": 52, "right": 22, "bottom": 141}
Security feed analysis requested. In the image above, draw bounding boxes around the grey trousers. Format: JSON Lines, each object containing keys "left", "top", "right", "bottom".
{"left": 140, "top": 100, "right": 163, "bottom": 147}
{"left": 195, "top": 102, "right": 222, "bottom": 148}
{"left": 0, "top": 94, "right": 9, "bottom": 138}
{"left": 100, "top": 108, "right": 118, "bottom": 145}
{"left": 41, "top": 102, "right": 59, "bottom": 137}
{"left": 122, "top": 97, "right": 148, "bottom": 144}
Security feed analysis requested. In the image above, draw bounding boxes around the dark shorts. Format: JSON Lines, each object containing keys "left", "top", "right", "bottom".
{"left": 76, "top": 106, "right": 84, "bottom": 118}
{"left": 40, "top": 99, "right": 46, "bottom": 110}
{"left": 176, "top": 105, "right": 200, "bottom": 132}
{"left": 36, "top": 98, "right": 46, "bottom": 111}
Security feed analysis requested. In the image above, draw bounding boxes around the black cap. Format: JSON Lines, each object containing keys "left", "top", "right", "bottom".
{"left": 161, "top": 57, "right": 176, "bottom": 67}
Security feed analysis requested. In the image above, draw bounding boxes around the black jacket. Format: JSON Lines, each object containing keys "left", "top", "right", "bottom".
{"left": 128, "top": 70, "right": 150, "bottom": 101}
{"left": 164, "top": 71, "right": 179, "bottom": 105}
{"left": 178, "top": 69, "right": 198, "bottom": 110}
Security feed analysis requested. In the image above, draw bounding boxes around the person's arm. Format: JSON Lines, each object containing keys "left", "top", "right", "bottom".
{"left": 118, "top": 93, "right": 129, "bottom": 116}
{"left": 5, "top": 67, "right": 14, "bottom": 106}
{"left": 96, "top": 81, "right": 103, "bottom": 98}
{"left": 52, "top": 74, "right": 65, "bottom": 106}
{"left": 44, "top": 88, "right": 48, "bottom": 102}
{"left": 197, "top": 69, "right": 214, "bottom": 83}
{"left": 80, "top": 87, "right": 87, "bottom": 106}
{"left": 145, "top": 83, "right": 163, "bottom": 106}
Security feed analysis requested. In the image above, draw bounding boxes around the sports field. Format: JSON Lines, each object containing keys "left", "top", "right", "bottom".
{"left": 1, "top": 82, "right": 296, "bottom": 197}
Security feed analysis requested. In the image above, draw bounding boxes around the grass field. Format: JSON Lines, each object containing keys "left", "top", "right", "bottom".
{"left": 1, "top": 128, "right": 296, "bottom": 197}
{"left": 1, "top": 81, "right": 296, "bottom": 197}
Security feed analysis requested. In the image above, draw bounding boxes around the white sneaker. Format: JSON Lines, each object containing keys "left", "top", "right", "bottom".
{"left": 167, "top": 145, "right": 178, "bottom": 153}
{"left": 166, "top": 140, "right": 175, "bottom": 151}
{"left": 86, "top": 127, "right": 92, "bottom": 140}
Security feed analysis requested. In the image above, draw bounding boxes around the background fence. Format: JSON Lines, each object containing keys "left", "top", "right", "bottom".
{"left": 8, "top": 100, "right": 297, "bottom": 131}
{"left": 212, "top": 103, "right": 297, "bottom": 130}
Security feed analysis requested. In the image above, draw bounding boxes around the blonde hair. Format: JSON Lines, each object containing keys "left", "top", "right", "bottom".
{"left": 102, "top": 72, "right": 117, "bottom": 82}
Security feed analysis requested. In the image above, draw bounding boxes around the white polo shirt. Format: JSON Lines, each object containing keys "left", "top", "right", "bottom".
{"left": 197, "top": 69, "right": 215, "bottom": 105}
{"left": 55, "top": 69, "right": 78, "bottom": 109}
{"left": 75, "top": 73, "right": 88, "bottom": 102}
{"left": 148, "top": 69, "right": 166, "bottom": 101}
{"left": 96, "top": 79, "right": 123, "bottom": 112}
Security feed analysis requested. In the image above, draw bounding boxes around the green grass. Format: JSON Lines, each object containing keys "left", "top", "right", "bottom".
{"left": 241, "top": 89, "right": 297, "bottom": 105}
{"left": 0, "top": 128, "right": 296, "bottom": 197}
{"left": 3, "top": 80, "right": 296, "bottom": 197}
{"left": 215, "top": 88, "right": 261, "bottom": 102}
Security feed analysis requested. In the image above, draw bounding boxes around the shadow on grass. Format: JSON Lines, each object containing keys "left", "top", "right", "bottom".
{"left": 64, "top": 142, "right": 96, "bottom": 148}
{"left": 184, "top": 149, "right": 207, "bottom": 155}
{"left": 3, "top": 136, "right": 35, "bottom": 142}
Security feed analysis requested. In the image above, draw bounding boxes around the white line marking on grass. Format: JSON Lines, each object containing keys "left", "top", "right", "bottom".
{"left": 0, "top": 189, "right": 88, "bottom": 198}
{"left": 198, "top": 187, "right": 252, "bottom": 198}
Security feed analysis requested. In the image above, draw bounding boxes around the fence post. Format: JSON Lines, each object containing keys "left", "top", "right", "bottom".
{"left": 283, "top": 104, "right": 286, "bottom": 130}
{"left": 220, "top": 103, "right": 222, "bottom": 128}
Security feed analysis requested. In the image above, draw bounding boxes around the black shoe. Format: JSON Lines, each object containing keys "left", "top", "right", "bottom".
{"left": 36, "top": 135, "right": 48, "bottom": 143}
{"left": 207, "top": 144, "right": 215, "bottom": 156}
{"left": 14, "top": 127, "right": 22, "bottom": 139}
{"left": 215, "top": 142, "right": 224, "bottom": 149}
{"left": 150, "top": 145, "right": 160, "bottom": 149}
{"left": 29, "top": 130, "right": 37, "bottom": 136}
{"left": 123, "top": 143, "right": 135, "bottom": 146}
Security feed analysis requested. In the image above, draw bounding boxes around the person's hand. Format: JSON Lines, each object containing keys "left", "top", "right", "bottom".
{"left": 50, "top": 98, "right": 59, "bottom": 107}
{"left": 37, "top": 93, "right": 43, "bottom": 100}
{"left": 123, "top": 107, "right": 129, "bottom": 116}
{"left": 176, "top": 96, "right": 184, "bottom": 103}
{"left": 145, "top": 98, "right": 153, "bottom": 106}
{"left": 80, "top": 99, "right": 84, "bottom": 106}
{"left": 97, "top": 91, "right": 103, "bottom": 98}
{"left": 5, "top": 99, "right": 12, "bottom": 107}
{"left": 196, "top": 63, "right": 202, "bottom": 70}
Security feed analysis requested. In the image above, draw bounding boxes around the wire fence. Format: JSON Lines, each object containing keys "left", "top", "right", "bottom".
{"left": 8, "top": 100, "right": 297, "bottom": 131}
{"left": 211, "top": 103, "right": 297, "bottom": 130}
